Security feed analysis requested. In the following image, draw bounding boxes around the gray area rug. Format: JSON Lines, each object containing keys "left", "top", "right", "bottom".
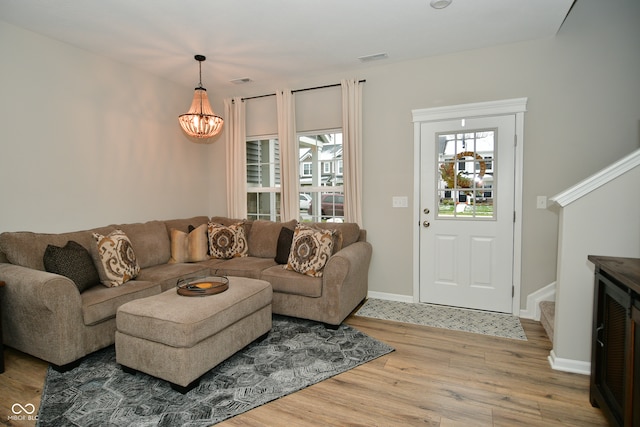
{"left": 37, "top": 315, "right": 394, "bottom": 427}
{"left": 355, "top": 298, "right": 527, "bottom": 340}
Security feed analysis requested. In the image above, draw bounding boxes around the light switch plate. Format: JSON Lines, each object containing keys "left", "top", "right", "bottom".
{"left": 392, "top": 196, "right": 408, "bottom": 208}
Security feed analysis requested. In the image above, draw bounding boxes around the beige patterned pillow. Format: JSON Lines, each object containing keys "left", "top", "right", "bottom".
{"left": 169, "top": 224, "right": 209, "bottom": 263}
{"left": 207, "top": 222, "right": 248, "bottom": 259}
{"left": 92, "top": 229, "right": 140, "bottom": 287}
{"left": 286, "top": 225, "right": 334, "bottom": 277}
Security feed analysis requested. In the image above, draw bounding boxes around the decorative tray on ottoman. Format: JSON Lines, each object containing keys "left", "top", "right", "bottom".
{"left": 176, "top": 276, "right": 229, "bottom": 297}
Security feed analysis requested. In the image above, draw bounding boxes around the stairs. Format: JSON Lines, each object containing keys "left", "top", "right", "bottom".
{"left": 539, "top": 301, "right": 555, "bottom": 342}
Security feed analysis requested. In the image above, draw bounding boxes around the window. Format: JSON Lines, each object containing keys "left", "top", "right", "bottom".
{"left": 299, "top": 132, "right": 344, "bottom": 222}
{"left": 246, "top": 131, "right": 344, "bottom": 223}
{"left": 437, "top": 130, "right": 495, "bottom": 219}
{"left": 246, "top": 138, "right": 281, "bottom": 221}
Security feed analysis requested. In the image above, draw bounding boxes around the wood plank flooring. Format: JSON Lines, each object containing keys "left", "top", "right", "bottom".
{"left": 0, "top": 315, "right": 607, "bottom": 426}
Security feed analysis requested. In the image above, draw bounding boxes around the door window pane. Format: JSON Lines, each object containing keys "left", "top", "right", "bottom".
{"left": 436, "top": 130, "right": 495, "bottom": 219}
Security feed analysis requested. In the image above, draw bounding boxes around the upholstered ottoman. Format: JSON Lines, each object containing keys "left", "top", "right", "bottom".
{"left": 115, "top": 276, "right": 272, "bottom": 393}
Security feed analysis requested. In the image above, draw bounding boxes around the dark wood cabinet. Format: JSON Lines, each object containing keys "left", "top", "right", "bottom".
{"left": 588, "top": 256, "right": 640, "bottom": 427}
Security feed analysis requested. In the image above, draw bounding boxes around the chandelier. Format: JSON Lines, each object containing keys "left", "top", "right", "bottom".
{"left": 178, "top": 55, "right": 224, "bottom": 140}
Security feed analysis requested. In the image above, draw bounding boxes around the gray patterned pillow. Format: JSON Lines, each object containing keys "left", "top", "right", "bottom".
{"left": 43, "top": 240, "right": 100, "bottom": 293}
{"left": 92, "top": 229, "right": 140, "bottom": 287}
{"left": 285, "top": 225, "right": 334, "bottom": 277}
{"left": 207, "top": 222, "right": 248, "bottom": 259}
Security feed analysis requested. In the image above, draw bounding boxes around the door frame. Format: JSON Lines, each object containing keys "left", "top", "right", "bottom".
{"left": 411, "top": 98, "right": 527, "bottom": 315}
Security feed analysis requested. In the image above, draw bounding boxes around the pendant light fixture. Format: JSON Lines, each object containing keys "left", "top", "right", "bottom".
{"left": 178, "top": 55, "right": 224, "bottom": 140}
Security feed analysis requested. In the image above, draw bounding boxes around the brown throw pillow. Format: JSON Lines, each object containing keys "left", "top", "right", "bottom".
{"left": 275, "top": 227, "right": 295, "bottom": 264}
{"left": 43, "top": 240, "right": 100, "bottom": 293}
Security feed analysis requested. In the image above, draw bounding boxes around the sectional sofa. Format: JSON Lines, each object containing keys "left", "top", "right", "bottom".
{"left": 0, "top": 216, "right": 371, "bottom": 369}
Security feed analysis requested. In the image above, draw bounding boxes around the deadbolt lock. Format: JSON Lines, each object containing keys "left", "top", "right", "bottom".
{"left": 423, "top": 208, "right": 430, "bottom": 214}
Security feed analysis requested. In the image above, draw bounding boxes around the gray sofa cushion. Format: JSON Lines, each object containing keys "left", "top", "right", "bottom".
{"left": 163, "top": 216, "right": 210, "bottom": 234}
{"left": 212, "top": 257, "right": 278, "bottom": 279}
{"left": 136, "top": 263, "right": 210, "bottom": 292}
{"left": 81, "top": 280, "right": 161, "bottom": 326}
{"left": 312, "top": 222, "right": 361, "bottom": 247}
{"left": 260, "top": 265, "right": 322, "bottom": 297}
{"left": 118, "top": 220, "right": 171, "bottom": 268}
{"left": 0, "top": 227, "right": 112, "bottom": 271}
{"left": 248, "top": 219, "right": 297, "bottom": 258}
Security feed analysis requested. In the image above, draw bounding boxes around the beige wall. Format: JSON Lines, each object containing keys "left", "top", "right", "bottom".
{"left": 553, "top": 161, "right": 640, "bottom": 367}
{"left": 213, "top": 0, "right": 640, "bottom": 308}
{"left": 1, "top": 0, "right": 639, "bottom": 312}
{"left": 0, "top": 21, "right": 215, "bottom": 232}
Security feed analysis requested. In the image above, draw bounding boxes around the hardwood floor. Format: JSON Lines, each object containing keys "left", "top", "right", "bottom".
{"left": 0, "top": 315, "right": 607, "bottom": 426}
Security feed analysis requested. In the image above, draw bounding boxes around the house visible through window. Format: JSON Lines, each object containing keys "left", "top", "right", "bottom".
{"left": 299, "top": 131, "right": 343, "bottom": 222}
{"left": 246, "top": 131, "right": 343, "bottom": 222}
{"left": 246, "top": 138, "right": 281, "bottom": 221}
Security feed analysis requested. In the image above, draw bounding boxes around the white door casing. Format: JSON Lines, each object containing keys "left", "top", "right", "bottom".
{"left": 412, "top": 98, "right": 527, "bottom": 315}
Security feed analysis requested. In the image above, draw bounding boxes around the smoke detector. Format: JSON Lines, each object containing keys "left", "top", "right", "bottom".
{"left": 430, "top": 0, "right": 452, "bottom": 9}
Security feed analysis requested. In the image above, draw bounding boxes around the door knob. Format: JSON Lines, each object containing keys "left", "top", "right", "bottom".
{"left": 423, "top": 221, "right": 430, "bottom": 228}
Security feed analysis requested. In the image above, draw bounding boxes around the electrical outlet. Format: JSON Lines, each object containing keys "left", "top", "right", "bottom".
{"left": 536, "top": 196, "right": 547, "bottom": 209}
{"left": 392, "top": 196, "right": 408, "bottom": 208}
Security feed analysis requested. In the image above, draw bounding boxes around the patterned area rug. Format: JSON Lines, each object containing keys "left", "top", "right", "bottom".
{"left": 355, "top": 298, "right": 527, "bottom": 340}
{"left": 37, "top": 315, "right": 393, "bottom": 427}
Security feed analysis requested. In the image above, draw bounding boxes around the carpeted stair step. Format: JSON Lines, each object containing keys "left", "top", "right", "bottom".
{"left": 539, "top": 301, "right": 555, "bottom": 342}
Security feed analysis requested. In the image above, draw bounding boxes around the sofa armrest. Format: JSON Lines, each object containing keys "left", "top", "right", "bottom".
{"left": 0, "top": 263, "right": 85, "bottom": 364}
{"left": 321, "top": 241, "right": 372, "bottom": 322}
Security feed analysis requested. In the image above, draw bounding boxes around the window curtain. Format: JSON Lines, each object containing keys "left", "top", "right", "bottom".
{"left": 276, "top": 89, "right": 299, "bottom": 222}
{"left": 341, "top": 79, "right": 363, "bottom": 225}
{"left": 224, "top": 97, "right": 247, "bottom": 219}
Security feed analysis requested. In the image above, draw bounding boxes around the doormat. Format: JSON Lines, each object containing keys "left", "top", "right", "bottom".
{"left": 37, "top": 315, "right": 394, "bottom": 427}
{"left": 355, "top": 298, "right": 527, "bottom": 340}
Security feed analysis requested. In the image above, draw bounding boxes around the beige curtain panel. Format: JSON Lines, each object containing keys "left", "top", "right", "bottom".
{"left": 276, "top": 89, "right": 299, "bottom": 222}
{"left": 342, "top": 79, "right": 363, "bottom": 226}
{"left": 224, "top": 97, "right": 247, "bottom": 219}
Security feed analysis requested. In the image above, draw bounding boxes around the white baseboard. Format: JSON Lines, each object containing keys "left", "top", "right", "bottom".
{"left": 367, "top": 291, "right": 414, "bottom": 304}
{"left": 547, "top": 349, "right": 590, "bottom": 375}
{"left": 519, "top": 282, "right": 556, "bottom": 320}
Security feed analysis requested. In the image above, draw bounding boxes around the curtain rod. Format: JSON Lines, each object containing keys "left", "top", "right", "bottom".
{"left": 240, "top": 79, "right": 366, "bottom": 102}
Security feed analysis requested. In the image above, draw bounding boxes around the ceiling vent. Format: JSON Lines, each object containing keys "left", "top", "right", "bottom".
{"left": 230, "top": 77, "right": 253, "bottom": 84}
{"left": 357, "top": 53, "right": 389, "bottom": 63}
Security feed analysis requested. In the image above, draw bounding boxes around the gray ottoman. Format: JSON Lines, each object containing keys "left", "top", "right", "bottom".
{"left": 115, "top": 276, "right": 272, "bottom": 393}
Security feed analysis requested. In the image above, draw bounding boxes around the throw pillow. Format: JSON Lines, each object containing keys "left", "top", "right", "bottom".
{"left": 43, "top": 240, "right": 100, "bottom": 293}
{"left": 274, "top": 226, "right": 295, "bottom": 264}
{"left": 169, "top": 224, "right": 208, "bottom": 263}
{"left": 286, "top": 225, "right": 334, "bottom": 277}
{"left": 92, "top": 229, "right": 140, "bottom": 287}
{"left": 207, "top": 222, "right": 248, "bottom": 259}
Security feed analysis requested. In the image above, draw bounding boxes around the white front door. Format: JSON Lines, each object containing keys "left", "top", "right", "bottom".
{"left": 419, "top": 115, "right": 516, "bottom": 313}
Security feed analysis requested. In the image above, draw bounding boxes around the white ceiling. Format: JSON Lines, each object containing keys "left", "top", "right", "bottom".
{"left": 1, "top": 0, "right": 575, "bottom": 91}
